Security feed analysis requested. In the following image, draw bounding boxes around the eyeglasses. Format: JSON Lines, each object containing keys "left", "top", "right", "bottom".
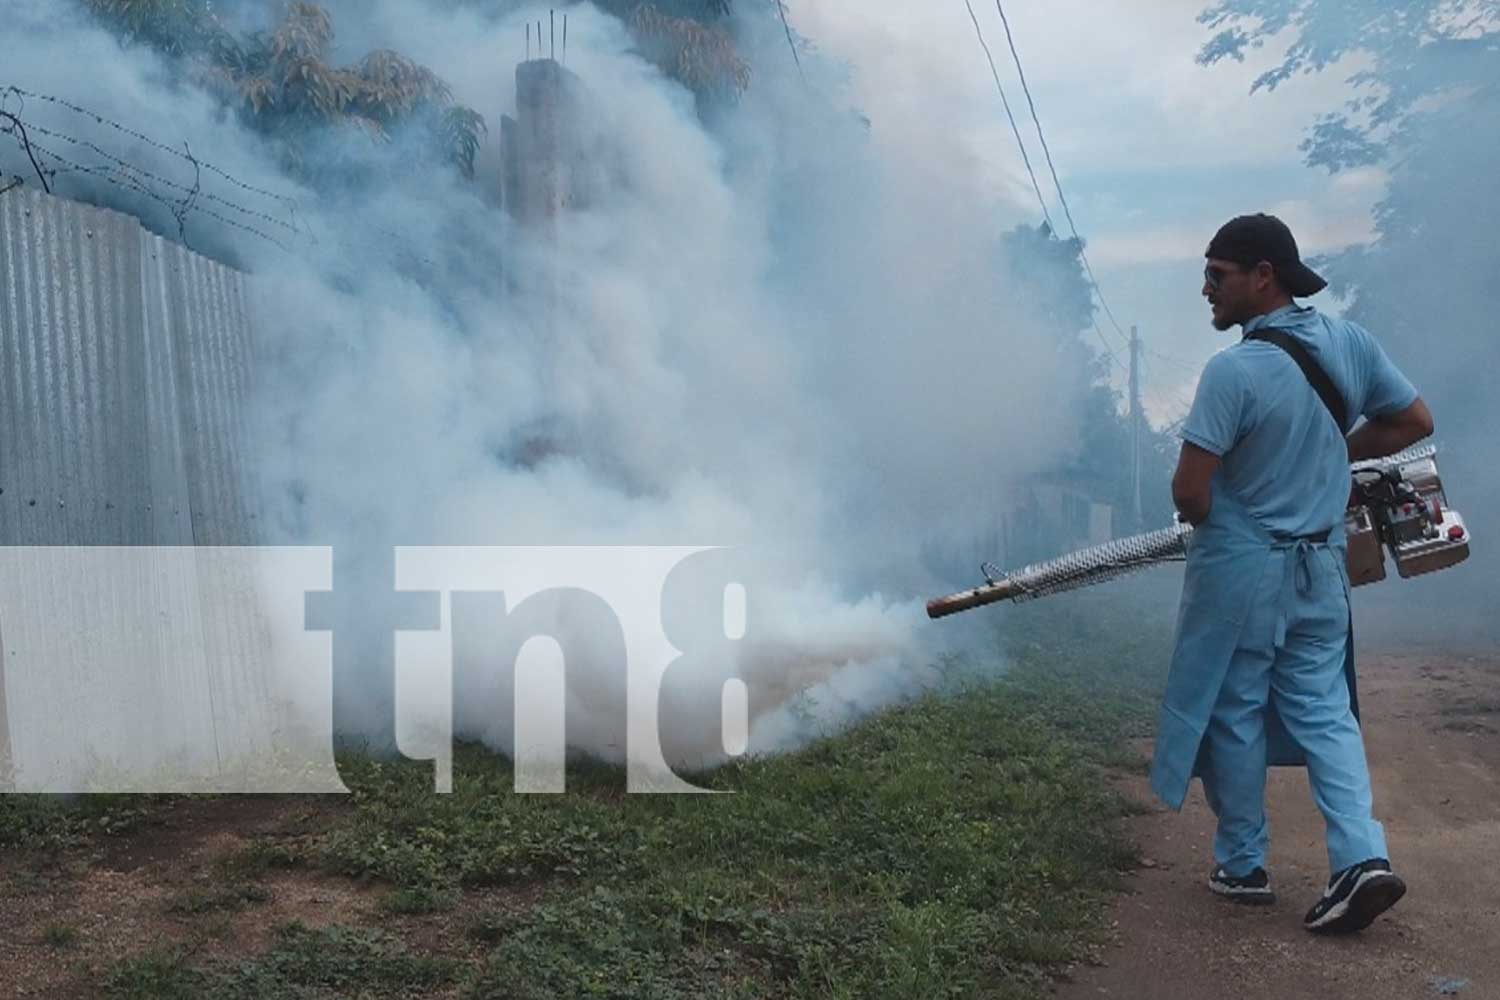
{"left": 1204, "top": 264, "right": 1234, "bottom": 291}
{"left": 1204, "top": 261, "right": 1266, "bottom": 291}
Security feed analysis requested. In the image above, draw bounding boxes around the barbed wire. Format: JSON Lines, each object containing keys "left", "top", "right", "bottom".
{"left": 1, "top": 125, "right": 296, "bottom": 251}
{"left": 0, "top": 85, "right": 308, "bottom": 253}
{"left": 0, "top": 88, "right": 510, "bottom": 275}
{"left": 1, "top": 86, "right": 299, "bottom": 215}
{"left": 0, "top": 87, "right": 460, "bottom": 273}
{"left": 8, "top": 115, "right": 300, "bottom": 239}
{"left": 0, "top": 110, "right": 52, "bottom": 194}
{"left": 19, "top": 132, "right": 295, "bottom": 251}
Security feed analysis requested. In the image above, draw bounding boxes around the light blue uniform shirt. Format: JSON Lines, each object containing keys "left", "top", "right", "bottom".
{"left": 1180, "top": 304, "right": 1419, "bottom": 539}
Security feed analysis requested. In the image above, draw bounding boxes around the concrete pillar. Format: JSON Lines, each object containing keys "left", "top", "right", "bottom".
{"left": 498, "top": 58, "right": 590, "bottom": 467}
{"left": 501, "top": 58, "right": 586, "bottom": 225}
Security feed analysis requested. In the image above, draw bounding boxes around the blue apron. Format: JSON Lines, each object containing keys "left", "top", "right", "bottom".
{"left": 1148, "top": 476, "right": 1359, "bottom": 810}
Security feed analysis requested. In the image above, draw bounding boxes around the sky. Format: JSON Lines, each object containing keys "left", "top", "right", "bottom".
{"left": 793, "top": 0, "right": 1381, "bottom": 425}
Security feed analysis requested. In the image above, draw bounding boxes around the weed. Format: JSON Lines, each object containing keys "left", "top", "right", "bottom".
{"left": 215, "top": 840, "right": 306, "bottom": 880}
{"left": 165, "top": 883, "right": 272, "bottom": 916}
{"left": 465, "top": 911, "right": 515, "bottom": 945}
{"left": 214, "top": 923, "right": 459, "bottom": 997}
{"left": 104, "top": 950, "right": 203, "bottom": 1000}
{"left": 379, "top": 884, "right": 458, "bottom": 915}
{"left": 0, "top": 795, "right": 165, "bottom": 851}
{"left": 103, "top": 924, "right": 460, "bottom": 999}
{"left": 41, "top": 922, "right": 79, "bottom": 948}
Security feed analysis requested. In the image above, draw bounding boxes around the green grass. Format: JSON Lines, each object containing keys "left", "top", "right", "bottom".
{"left": 105, "top": 925, "right": 461, "bottom": 999}
{"left": 0, "top": 794, "right": 164, "bottom": 851}
{"left": 280, "top": 585, "right": 1167, "bottom": 999}
{"left": 379, "top": 884, "right": 458, "bottom": 915}
{"left": 41, "top": 922, "right": 80, "bottom": 949}
{"left": 165, "top": 884, "right": 272, "bottom": 917}
{"left": 214, "top": 840, "right": 306, "bottom": 880}
{"left": 105, "top": 951, "right": 202, "bottom": 1000}
{"left": 226, "top": 664, "right": 1146, "bottom": 999}
{"left": 22, "top": 582, "right": 1183, "bottom": 999}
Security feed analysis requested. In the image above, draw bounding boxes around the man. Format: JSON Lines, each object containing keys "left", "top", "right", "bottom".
{"left": 1151, "top": 214, "right": 1434, "bottom": 934}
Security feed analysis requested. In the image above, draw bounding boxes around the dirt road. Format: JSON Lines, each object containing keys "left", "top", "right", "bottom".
{"left": 1054, "top": 650, "right": 1500, "bottom": 1000}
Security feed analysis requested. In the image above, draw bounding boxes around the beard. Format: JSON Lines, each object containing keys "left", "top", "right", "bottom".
{"left": 1209, "top": 299, "right": 1239, "bottom": 331}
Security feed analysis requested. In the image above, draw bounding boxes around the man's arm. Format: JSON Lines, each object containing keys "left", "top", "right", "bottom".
{"left": 1172, "top": 442, "right": 1221, "bottom": 526}
{"left": 1346, "top": 397, "right": 1435, "bottom": 462}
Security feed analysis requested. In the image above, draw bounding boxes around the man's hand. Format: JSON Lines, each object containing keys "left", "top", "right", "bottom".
{"left": 1347, "top": 397, "right": 1435, "bottom": 463}
{"left": 1172, "top": 442, "right": 1221, "bottom": 526}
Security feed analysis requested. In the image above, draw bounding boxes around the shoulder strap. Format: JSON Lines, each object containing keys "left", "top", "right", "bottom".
{"left": 1243, "top": 327, "right": 1349, "bottom": 433}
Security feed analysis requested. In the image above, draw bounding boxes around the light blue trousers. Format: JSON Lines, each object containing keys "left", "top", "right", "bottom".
{"left": 1198, "top": 546, "right": 1388, "bottom": 876}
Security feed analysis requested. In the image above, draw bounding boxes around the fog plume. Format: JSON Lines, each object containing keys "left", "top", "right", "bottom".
{"left": 5, "top": 0, "right": 1098, "bottom": 764}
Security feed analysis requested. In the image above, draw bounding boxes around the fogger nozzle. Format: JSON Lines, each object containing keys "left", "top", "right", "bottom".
{"left": 926, "top": 580, "right": 1023, "bottom": 618}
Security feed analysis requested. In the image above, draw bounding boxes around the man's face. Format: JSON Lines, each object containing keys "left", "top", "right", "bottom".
{"left": 1202, "top": 257, "right": 1269, "bottom": 331}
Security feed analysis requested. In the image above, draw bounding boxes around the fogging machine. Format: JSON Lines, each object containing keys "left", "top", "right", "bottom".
{"left": 927, "top": 445, "right": 1470, "bottom": 619}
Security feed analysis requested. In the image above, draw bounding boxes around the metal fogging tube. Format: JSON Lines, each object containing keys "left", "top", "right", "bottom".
{"left": 926, "top": 522, "right": 1193, "bottom": 618}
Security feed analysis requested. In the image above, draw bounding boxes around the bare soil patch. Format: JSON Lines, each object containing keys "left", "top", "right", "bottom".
{"left": 1052, "top": 650, "right": 1500, "bottom": 1000}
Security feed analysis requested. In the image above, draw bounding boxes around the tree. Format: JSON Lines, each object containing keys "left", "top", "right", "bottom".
{"left": 626, "top": 3, "right": 750, "bottom": 102}
{"left": 82, "top": 1, "right": 487, "bottom": 181}
{"left": 81, "top": 0, "right": 226, "bottom": 55}
{"left": 1193, "top": 2, "right": 1500, "bottom": 393}
{"left": 1195, "top": 0, "right": 1500, "bottom": 574}
{"left": 1003, "top": 224, "right": 1178, "bottom": 530}
{"left": 1196, "top": 1, "right": 1500, "bottom": 171}
{"left": 417, "top": 0, "right": 751, "bottom": 103}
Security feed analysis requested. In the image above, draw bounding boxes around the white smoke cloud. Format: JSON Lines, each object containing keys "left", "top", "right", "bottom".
{"left": 5, "top": 0, "right": 1091, "bottom": 763}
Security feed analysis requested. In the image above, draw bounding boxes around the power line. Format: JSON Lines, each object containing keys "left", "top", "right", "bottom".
{"left": 1141, "top": 346, "right": 1212, "bottom": 416}
{"left": 961, "top": 0, "right": 1055, "bottom": 232}
{"left": 959, "top": 0, "right": 1204, "bottom": 382}
{"left": 989, "top": 2, "right": 1216, "bottom": 382}
{"left": 959, "top": 0, "right": 1129, "bottom": 375}
{"left": 1091, "top": 321, "right": 1125, "bottom": 371}
{"left": 989, "top": 0, "right": 1137, "bottom": 348}
{"left": 1145, "top": 347, "right": 1202, "bottom": 375}
{"left": 774, "top": 0, "right": 806, "bottom": 83}
{"left": 1140, "top": 355, "right": 1197, "bottom": 421}
{"left": 1090, "top": 276, "right": 1132, "bottom": 347}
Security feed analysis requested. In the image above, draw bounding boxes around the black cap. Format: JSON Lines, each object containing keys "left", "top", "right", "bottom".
{"left": 1206, "top": 213, "right": 1327, "bottom": 297}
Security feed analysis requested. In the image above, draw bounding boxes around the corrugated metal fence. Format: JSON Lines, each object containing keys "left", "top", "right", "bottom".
{"left": 0, "top": 187, "right": 275, "bottom": 788}
{"left": 0, "top": 188, "right": 260, "bottom": 546}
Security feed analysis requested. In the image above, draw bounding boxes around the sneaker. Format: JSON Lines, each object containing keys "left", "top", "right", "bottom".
{"left": 1208, "top": 866, "right": 1276, "bottom": 905}
{"left": 1303, "top": 858, "right": 1406, "bottom": 933}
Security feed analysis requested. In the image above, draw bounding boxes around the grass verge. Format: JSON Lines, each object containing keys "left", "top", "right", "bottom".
{"left": 8, "top": 579, "right": 1181, "bottom": 999}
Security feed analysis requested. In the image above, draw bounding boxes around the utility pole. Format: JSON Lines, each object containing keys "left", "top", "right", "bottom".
{"left": 1129, "top": 325, "right": 1143, "bottom": 529}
